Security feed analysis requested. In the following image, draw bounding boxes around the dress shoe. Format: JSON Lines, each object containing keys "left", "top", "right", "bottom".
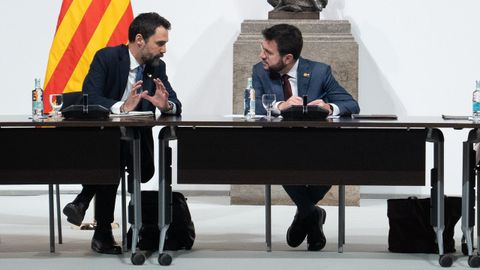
{"left": 91, "top": 230, "right": 122, "bottom": 254}
{"left": 286, "top": 211, "right": 308, "bottom": 247}
{"left": 62, "top": 198, "right": 89, "bottom": 226}
{"left": 306, "top": 206, "right": 327, "bottom": 251}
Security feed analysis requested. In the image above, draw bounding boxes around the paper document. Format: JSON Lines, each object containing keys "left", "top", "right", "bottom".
{"left": 223, "top": 114, "right": 265, "bottom": 119}
{"left": 110, "top": 111, "right": 154, "bottom": 118}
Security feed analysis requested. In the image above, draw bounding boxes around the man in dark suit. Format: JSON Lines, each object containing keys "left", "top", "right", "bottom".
{"left": 62, "top": 12, "right": 181, "bottom": 254}
{"left": 252, "top": 24, "right": 359, "bottom": 251}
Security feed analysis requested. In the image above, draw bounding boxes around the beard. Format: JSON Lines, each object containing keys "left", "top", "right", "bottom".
{"left": 143, "top": 55, "right": 162, "bottom": 67}
{"left": 141, "top": 50, "right": 163, "bottom": 67}
{"left": 144, "top": 57, "right": 161, "bottom": 67}
{"left": 266, "top": 59, "right": 287, "bottom": 73}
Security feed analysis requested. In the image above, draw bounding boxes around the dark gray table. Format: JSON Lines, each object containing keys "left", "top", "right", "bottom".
{"left": 0, "top": 115, "right": 155, "bottom": 252}
{"left": 2, "top": 115, "right": 478, "bottom": 267}
{"left": 151, "top": 115, "right": 473, "bottom": 267}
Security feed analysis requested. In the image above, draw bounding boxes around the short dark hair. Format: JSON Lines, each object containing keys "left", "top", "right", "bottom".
{"left": 128, "top": 12, "right": 171, "bottom": 42}
{"left": 262, "top": 24, "right": 303, "bottom": 60}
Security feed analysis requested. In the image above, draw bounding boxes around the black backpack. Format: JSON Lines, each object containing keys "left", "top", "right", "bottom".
{"left": 127, "top": 191, "right": 195, "bottom": 251}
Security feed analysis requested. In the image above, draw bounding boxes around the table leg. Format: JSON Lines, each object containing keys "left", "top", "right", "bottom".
{"left": 128, "top": 129, "right": 145, "bottom": 265}
{"left": 427, "top": 128, "right": 454, "bottom": 267}
{"left": 157, "top": 127, "right": 175, "bottom": 266}
{"left": 462, "top": 128, "right": 480, "bottom": 267}
{"left": 338, "top": 185, "right": 345, "bottom": 253}
{"left": 265, "top": 184, "right": 272, "bottom": 252}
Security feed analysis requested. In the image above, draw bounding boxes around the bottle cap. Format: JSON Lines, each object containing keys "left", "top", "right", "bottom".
{"left": 247, "top": 77, "right": 252, "bottom": 88}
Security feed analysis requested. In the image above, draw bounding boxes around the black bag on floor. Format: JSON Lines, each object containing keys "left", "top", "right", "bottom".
{"left": 387, "top": 196, "right": 461, "bottom": 253}
{"left": 127, "top": 191, "right": 195, "bottom": 251}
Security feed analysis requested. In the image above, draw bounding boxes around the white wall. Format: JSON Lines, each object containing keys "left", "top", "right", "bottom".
{"left": 0, "top": 0, "right": 478, "bottom": 196}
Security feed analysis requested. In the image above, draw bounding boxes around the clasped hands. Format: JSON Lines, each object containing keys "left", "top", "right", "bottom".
{"left": 121, "top": 78, "right": 170, "bottom": 113}
{"left": 278, "top": 96, "right": 332, "bottom": 115}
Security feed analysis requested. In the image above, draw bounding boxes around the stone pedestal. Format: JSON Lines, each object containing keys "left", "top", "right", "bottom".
{"left": 232, "top": 20, "right": 359, "bottom": 206}
{"left": 231, "top": 185, "right": 360, "bottom": 206}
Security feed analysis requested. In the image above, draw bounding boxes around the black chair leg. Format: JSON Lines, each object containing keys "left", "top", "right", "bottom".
{"left": 56, "top": 184, "right": 63, "bottom": 244}
{"left": 121, "top": 171, "right": 127, "bottom": 252}
{"left": 48, "top": 184, "right": 55, "bottom": 252}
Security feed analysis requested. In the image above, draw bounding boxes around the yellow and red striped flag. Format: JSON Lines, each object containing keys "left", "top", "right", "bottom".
{"left": 43, "top": 0, "right": 133, "bottom": 112}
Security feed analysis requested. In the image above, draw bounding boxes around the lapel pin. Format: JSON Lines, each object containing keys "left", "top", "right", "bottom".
{"left": 303, "top": 72, "right": 310, "bottom": 78}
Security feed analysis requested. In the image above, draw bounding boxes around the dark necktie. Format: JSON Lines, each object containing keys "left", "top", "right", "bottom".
{"left": 135, "top": 65, "right": 144, "bottom": 93}
{"left": 282, "top": 74, "right": 292, "bottom": 101}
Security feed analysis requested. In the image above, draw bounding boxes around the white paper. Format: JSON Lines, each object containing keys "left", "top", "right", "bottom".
{"left": 223, "top": 114, "right": 266, "bottom": 119}
{"left": 109, "top": 111, "right": 154, "bottom": 118}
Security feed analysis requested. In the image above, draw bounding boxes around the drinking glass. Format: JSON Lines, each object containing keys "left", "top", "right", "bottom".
{"left": 262, "top": 94, "right": 276, "bottom": 120}
{"left": 49, "top": 93, "right": 63, "bottom": 118}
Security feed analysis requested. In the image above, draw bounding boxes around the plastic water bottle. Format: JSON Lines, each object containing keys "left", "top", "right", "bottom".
{"left": 32, "top": 78, "right": 44, "bottom": 119}
{"left": 473, "top": 80, "right": 480, "bottom": 121}
{"left": 244, "top": 77, "right": 256, "bottom": 119}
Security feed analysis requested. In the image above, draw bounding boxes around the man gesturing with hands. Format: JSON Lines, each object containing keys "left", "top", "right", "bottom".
{"left": 62, "top": 12, "right": 181, "bottom": 254}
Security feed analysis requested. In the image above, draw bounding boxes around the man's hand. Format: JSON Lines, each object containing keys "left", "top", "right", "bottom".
{"left": 278, "top": 96, "right": 303, "bottom": 111}
{"left": 308, "top": 99, "right": 332, "bottom": 115}
{"left": 122, "top": 80, "right": 145, "bottom": 112}
{"left": 140, "top": 78, "right": 170, "bottom": 111}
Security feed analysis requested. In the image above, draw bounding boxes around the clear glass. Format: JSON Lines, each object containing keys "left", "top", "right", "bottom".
{"left": 49, "top": 93, "right": 63, "bottom": 118}
{"left": 262, "top": 94, "right": 276, "bottom": 120}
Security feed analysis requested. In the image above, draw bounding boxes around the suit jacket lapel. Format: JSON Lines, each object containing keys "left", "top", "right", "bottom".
{"left": 296, "top": 58, "right": 312, "bottom": 97}
{"left": 118, "top": 45, "right": 130, "bottom": 100}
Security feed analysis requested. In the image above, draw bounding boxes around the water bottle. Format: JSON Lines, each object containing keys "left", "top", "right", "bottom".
{"left": 473, "top": 80, "right": 480, "bottom": 121}
{"left": 243, "top": 77, "right": 255, "bottom": 119}
{"left": 32, "top": 78, "right": 44, "bottom": 119}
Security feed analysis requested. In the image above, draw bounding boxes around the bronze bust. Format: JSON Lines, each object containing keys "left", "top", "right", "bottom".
{"left": 268, "top": 0, "right": 328, "bottom": 12}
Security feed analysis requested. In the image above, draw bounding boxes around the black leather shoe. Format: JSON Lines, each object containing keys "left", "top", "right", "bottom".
{"left": 306, "top": 206, "right": 327, "bottom": 251}
{"left": 286, "top": 211, "right": 308, "bottom": 247}
{"left": 91, "top": 231, "right": 122, "bottom": 254}
{"left": 62, "top": 198, "right": 89, "bottom": 226}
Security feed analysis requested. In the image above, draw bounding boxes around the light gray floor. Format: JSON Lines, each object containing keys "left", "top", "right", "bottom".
{"left": 0, "top": 194, "right": 469, "bottom": 269}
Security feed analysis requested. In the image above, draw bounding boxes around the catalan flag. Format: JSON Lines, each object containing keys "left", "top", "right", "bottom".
{"left": 43, "top": 0, "right": 133, "bottom": 112}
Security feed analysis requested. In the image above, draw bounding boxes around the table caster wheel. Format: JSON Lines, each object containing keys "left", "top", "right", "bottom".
{"left": 469, "top": 255, "right": 480, "bottom": 268}
{"left": 131, "top": 252, "right": 145, "bottom": 265}
{"left": 439, "top": 254, "right": 453, "bottom": 267}
{"left": 158, "top": 253, "right": 172, "bottom": 266}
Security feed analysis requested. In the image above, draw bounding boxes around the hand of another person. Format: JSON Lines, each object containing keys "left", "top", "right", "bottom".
{"left": 140, "top": 78, "right": 170, "bottom": 111}
{"left": 308, "top": 99, "right": 332, "bottom": 115}
{"left": 278, "top": 96, "right": 303, "bottom": 111}
{"left": 122, "top": 80, "right": 145, "bottom": 112}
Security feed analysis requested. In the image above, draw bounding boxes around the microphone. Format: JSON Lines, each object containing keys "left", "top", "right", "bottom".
{"left": 82, "top": 94, "right": 89, "bottom": 114}
{"left": 302, "top": 95, "right": 308, "bottom": 114}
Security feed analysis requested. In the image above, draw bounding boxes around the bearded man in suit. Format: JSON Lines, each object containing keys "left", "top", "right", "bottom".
{"left": 252, "top": 23, "right": 359, "bottom": 251}
{"left": 63, "top": 12, "right": 181, "bottom": 254}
